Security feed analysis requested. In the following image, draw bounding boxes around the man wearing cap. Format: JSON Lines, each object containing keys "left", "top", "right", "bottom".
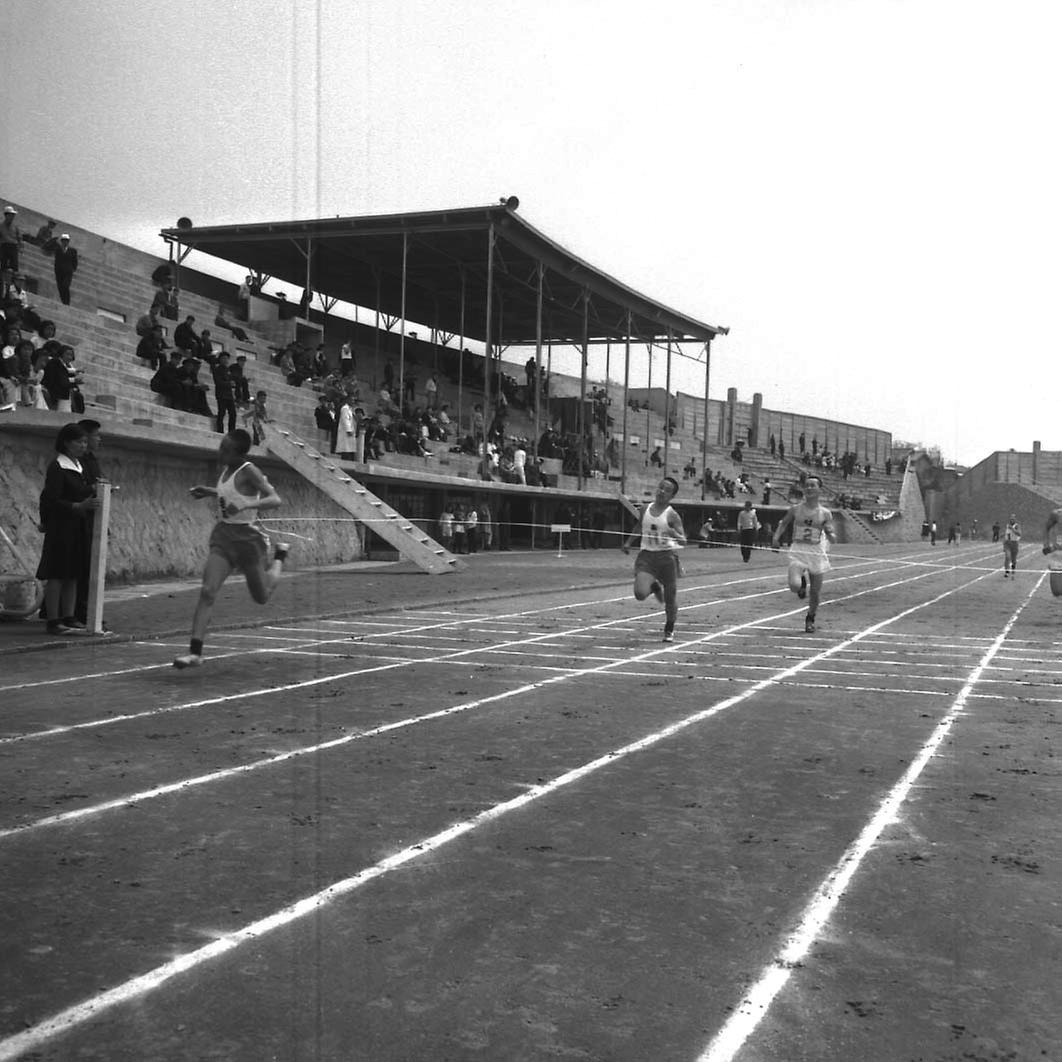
{"left": 53, "top": 234, "right": 78, "bottom": 305}
{"left": 0, "top": 207, "right": 21, "bottom": 272}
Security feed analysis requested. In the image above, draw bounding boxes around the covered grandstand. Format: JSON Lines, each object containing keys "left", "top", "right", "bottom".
{"left": 2, "top": 195, "right": 916, "bottom": 585}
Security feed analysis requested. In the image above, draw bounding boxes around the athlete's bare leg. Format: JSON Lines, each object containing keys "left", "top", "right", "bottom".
{"left": 189, "top": 553, "right": 234, "bottom": 643}
{"left": 243, "top": 552, "right": 285, "bottom": 605}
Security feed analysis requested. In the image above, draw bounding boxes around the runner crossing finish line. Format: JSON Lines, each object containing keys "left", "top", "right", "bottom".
{"left": 173, "top": 429, "right": 291, "bottom": 669}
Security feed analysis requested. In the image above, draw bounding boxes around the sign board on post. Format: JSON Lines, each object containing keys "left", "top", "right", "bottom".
{"left": 550, "top": 523, "right": 571, "bottom": 558}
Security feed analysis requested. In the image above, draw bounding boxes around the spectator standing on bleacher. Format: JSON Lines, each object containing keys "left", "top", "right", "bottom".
{"left": 315, "top": 394, "right": 336, "bottom": 451}
{"left": 211, "top": 352, "right": 237, "bottom": 433}
{"left": 237, "top": 275, "right": 253, "bottom": 320}
{"left": 425, "top": 371, "right": 438, "bottom": 409}
{"left": 0, "top": 207, "right": 22, "bottom": 272}
{"left": 340, "top": 340, "right": 354, "bottom": 377}
{"left": 231, "top": 354, "right": 251, "bottom": 405}
{"left": 53, "top": 234, "right": 78, "bottom": 305}
{"left": 337, "top": 396, "right": 357, "bottom": 459}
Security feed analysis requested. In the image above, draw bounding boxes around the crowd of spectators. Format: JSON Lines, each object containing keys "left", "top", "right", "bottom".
{"left": 1, "top": 318, "right": 85, "bottom": 414}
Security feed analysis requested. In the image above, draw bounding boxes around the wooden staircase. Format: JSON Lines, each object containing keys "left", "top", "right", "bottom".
{"left": 263, "top": 425, "right": 464, "bottom": 575}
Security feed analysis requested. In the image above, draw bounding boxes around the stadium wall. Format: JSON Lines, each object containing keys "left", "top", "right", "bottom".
{"left": 1, "top": 418, "right": 362, "bottom": 583}
{"left": 940, "top": 477, "right": 1059, "bottom": 544}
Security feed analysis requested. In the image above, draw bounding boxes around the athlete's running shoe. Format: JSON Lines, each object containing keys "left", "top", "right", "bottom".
{"left": 650, "top": 581, "right": 664, "bottom": 604}
{"left": 662, "top": 629, "right": 675, "bottom": 643}
{"left": 804, "top": 614, "right": 816, "bottom": 634}
{"left": 172, "top": 653, "right": 203, "bottom": 669}
{"left": 797, "top": 574, "right": 807, "bottom": 600}
{"left": 274, "top": 542, "right": 291, "bottom": 563}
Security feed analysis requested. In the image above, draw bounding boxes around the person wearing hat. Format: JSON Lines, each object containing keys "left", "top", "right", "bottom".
{"left": 0, "top": 207, "right": 21, "bottom": 273}
{"left": 53, "top": 233, "right": 78, "bottom": 305}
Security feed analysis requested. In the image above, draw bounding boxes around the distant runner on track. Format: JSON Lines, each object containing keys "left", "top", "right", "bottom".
{"left": 772, "top": 475, "right": 836, "bottom": 633}
{"left": 173, "top": 429, "right": 289, "bottom": 668}
{"left": 621, "top": 476, "right": 686, "bottom": 643}
{"left": 1003, "top": 514, "right": 1021, "bottom": 578}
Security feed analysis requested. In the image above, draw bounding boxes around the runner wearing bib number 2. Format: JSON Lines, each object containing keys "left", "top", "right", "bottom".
{"left": 772, "top": 475, "right": 836, "bottom": 634}
{"left": 621, "top": 476, "right": 687, "bottom": 643}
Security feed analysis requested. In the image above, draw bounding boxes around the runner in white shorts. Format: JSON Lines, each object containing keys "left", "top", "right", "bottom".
{"left": 772, "top": 475, "right": 836, "bottom": 633}
{"left": 173, "top": 429, "right": 290, "bottom": 668}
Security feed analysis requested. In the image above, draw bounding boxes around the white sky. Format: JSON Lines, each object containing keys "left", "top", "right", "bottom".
{"left": 3, "top": 0, "right": 1060, "bottom": 465}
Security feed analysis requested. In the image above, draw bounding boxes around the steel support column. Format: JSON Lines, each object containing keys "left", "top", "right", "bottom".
{"left": 482, "top": 225, "right": 495, "bottom": 445}
{"left": 621, "top": 312, "right": 632, "bottom": 496}
{"left": 457, "top": 268, "right": 466, "bottom": 434}
{"left": 701, "top": 337, "right": 712, "bottom": 501}
{"left": 577, "top": 290, "right": 589, "bottom": 492}
{"left": 533, "top": 261, "right": 544, "bottom": 465}
{"left": 398, "top": 232, "right": 408, "bottom": 407}
{"left": 663, "top": 329, "right": 673, "bottom": 481}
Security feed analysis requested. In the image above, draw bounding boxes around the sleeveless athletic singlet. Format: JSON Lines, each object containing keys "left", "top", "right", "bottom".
{"left": 640, "top": 504, "right": 679, "bottom": 552}
{"left": 216, "top": 462, "right": 260, "bottom": 524}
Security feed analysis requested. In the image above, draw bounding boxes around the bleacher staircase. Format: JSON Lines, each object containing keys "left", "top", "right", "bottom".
{"left": 263, "top": 425, "right": 464, "bottom": 575}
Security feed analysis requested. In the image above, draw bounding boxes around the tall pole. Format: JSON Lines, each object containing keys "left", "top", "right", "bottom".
{"left": 533, "top": 261, "right": 543, "bottom": 464}
{"left": 373, "top": 269, "right": 381, "bottom": 389}
{"left": 482, "top": 224, "right": 495, "bottom": 448}
{"left": 577, "top": 289, "right": 589, "bottom": 493}
{"left": 701, "top": 337, "right": 712, "bottom": 501}
{"left": 645, "top": 342, "right": 652, "bottom": 472}
{"left": 398, "top": 231, "right": 408, "bottom": 409}
{"left": 457, "top": 268, "right": 466, "bottom": 436}
{"left": 621, "top": 311, "right": 631, "bottom": 496}
{"left": 663, "top": 328, "right": 672, "bottom": 481}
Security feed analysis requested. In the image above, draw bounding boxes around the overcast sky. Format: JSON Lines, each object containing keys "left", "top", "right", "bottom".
{"left": 3, "top": 0, "right": 1059, "bottom": 465}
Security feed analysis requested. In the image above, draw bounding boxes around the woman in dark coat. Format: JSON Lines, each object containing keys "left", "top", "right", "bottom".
{"left": 36, "top": 422, "right": 98, "bottom": 634}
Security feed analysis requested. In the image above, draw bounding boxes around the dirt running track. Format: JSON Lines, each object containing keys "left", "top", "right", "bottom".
{"left": 0, "top": 543, "right": 1059, "bottom": 1061}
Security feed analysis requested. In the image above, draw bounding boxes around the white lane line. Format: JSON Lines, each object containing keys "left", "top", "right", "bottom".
{"left": 0, "top": 566, "right": 979, "bottom": 841}
{"left": 0, "top": 568, "right": 993, "bottom": 1060}
{"left": 0, "top": 555, "right": 913, "bottom": 696}
{"left": 0, "top": 557, "right": 964, "bottom": 746}
{"left": 696, "top": 571, "right": 1045, "bottom": 1062}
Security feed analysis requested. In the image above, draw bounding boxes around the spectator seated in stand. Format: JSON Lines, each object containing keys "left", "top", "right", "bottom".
{"left": 215, "top": 307, "right": 249, "bottom": 342}
{"left": 173, "top": 315, "right": 201, "bottom": 355}
{"left": 32, "top": 319, "right": 58, "bottom": 350}
{"left": 30, "top": 219, "right": 58, "bottom": 249}
{"left": 136, "top": 306, "right": 162, "bottom": 338}
{"left": 649, "top": 445, "right": 663, "bottom": 468}
{"left": 151, "top": 282, "right": 179, "bottom": 320}
{"left": 136, "top": 324, "right": 168, "bottom": 371}
{"left": 178, "top": 357, "right": 213, "bottom": 417}
{"left": 1, "top": 269, "right": 41, "bottom": 331}
{"left": 151, "top": 350, "right": 200, "bottom": 412}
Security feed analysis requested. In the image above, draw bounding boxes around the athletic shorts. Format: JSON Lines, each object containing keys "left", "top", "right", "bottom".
{"left": 209, "top": 521, "right": 270, "bottom": 574}
{"left": 634, "top": 549, "right": 679, "bottom": 587}
{"left": 1047, "top": 550, "right": 1062, "bottom": 572}
{"left": 787, "top": 546, "right": 831, "bottom": 577}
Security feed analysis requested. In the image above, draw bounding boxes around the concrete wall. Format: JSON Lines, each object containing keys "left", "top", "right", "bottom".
{"left": 940, "top": 479, "right": 1057, "bottom": 544}
{"left": 1, "top": 417, "right": 361, "bottom": 584}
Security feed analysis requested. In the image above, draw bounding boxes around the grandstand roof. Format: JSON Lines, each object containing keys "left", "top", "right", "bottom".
{"left": 161, "top": 203, "right": 727, "bottom": 348}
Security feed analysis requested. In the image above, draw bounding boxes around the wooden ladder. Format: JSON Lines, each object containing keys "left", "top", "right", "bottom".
{"left": 263, "top": 425, "right": 465, "bottom": 575}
